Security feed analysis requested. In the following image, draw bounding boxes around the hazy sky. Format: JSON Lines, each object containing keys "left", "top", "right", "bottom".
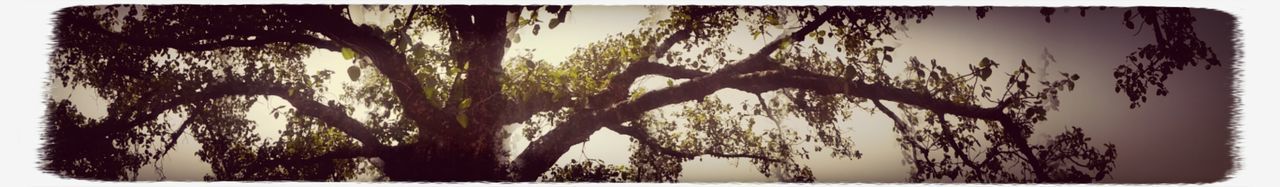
{"left": 48, "top": 6, "right": 1235, "bottom": 182}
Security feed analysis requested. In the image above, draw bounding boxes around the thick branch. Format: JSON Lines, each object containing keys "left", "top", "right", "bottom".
{"left": 497, "top": 27, "right": 703, "bottom": 127}
{"left": 279, "top": 94, "right": 387, "bottom": 150}
{"left": 295, "top": 6, "right": 453, "bottom": 130}
{"left": 98, "top": 80, "right": 387, "bottom": 150}
{"left": 779, "top": 70, "right": 1007, "bottom": 120}
{"left": 455, "top": 6, "right": 517, "bottom": 131}
{"left": 511, "top": 8, "right": 844, "bottom": 181}
{"left": 587, "top": 28, "right": 697, "bottom": 109}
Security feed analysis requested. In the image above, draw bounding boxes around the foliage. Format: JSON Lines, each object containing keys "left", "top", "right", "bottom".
{"left": 44, "top": 5, "right": 1219, "bottom": 182}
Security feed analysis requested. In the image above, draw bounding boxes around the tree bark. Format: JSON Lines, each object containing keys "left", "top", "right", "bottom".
{"left": 297, "top": 6, "right": 520, "bottom": 181}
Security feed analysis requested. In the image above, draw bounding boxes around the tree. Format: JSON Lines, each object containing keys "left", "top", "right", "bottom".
{"left": 44, "top": 5, "right": 1220, "bottom": 182}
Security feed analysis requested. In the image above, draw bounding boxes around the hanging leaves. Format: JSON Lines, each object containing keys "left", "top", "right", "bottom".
{"left": 1123, "top": 10, "right": 1135, "bottom": 29}
{"left": 974, "top": 57, "right": 997, "bottom": 81}
{"left": 975, "top": 6, "right": 992, "bottom": 19}
{"left": 548, "top": 6, "right": 572, "bottom": 29}
{"left": 1040, "top": 8, "right": 1056, "bottom": 23}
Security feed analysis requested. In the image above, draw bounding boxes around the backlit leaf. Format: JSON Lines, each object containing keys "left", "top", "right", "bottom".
{"left": 341, "top": 48, "right": 356, "bottom": 60}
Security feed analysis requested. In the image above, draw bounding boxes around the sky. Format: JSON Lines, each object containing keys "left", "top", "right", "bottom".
{"left": 46, "top": 6, "right": 1235, "bottom": 183}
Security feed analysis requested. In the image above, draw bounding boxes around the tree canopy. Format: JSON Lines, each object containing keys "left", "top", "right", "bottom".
{"left": 44, "top": 5, "right": 1220, "bottom": 182}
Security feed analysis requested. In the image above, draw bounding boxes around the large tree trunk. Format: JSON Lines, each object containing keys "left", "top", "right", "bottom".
{"left": 373, "top": 6, "right": 516, "bottom": 181}
{"left": 378, "top": 133, "right": 508, "bottom": 181}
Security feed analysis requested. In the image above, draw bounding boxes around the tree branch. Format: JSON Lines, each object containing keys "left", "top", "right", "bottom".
{"left": 497, "top": 26, "right": 703, "bottom": 127}
{"left": 865, "top": 79, "right": 1046, "bottom": 182}
{"left": 176, "top": 32, "right": 342, "bottom": 52}
{"left": 156, "top": 112, "right": 197, "bottom": 160}
{"left": 754, "top": 69, "right": 1052, "bottom": 181}
{"left": 240, "top": 145, "right": 381, "bottom": 172}
{"left": 603, "top": 123, "right": 783, "bottom": 162}
{"left": 97, "top": 80, "right": 387, "bottom": 150}
{"left": 511, "top": 8, "right": 844, "bottom": 181}
{"left": 59, "top": 11, "right": 341, "bottom": 53}
{"left": 935, "top": 113, "right": 985, "bottom": 175}
{"left": 455, "top": 6, "right": 517, "bottom": 131}
{"left": 295, "top": 6, "right": 454, "bottom": 130}
{"left": 753, "top": 7, "right": 845, "bottom": 58}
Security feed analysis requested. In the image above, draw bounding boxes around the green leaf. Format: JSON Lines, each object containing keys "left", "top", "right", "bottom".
{"left": 666, "top": 79, "right": 674, "bottom": 87}
{"left": 459, "top": 98, "right": 472, "bottom": 110}
{"left": 448, "top": 65, "right": 462, "bottom": 76}
{"left": 765, "top": 14, "right": 780, "bottom": 26}
{"left": 424, "top": 87, "right": 438, "bottom": 103}
{"left": 341, "top": 48, "right": 357, "bottom": 60}
{"left": 549, "top": 18, "right": 563, "bottom": 29}
{"left": 457, "top": 98, "right": 473, "bottom": 128}
{"left": 456, "top": 113, "right": 469, "bottom": 128}
{"left": 778, "top": 38, "right": 792, "bottom": 50}
{"left": 630, "top": 88, "right": 646, "bottom": 101}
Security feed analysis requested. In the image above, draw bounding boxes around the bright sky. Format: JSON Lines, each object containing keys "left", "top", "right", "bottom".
{"left": 49, "top": 6, "right": 1234, "bottom": 182}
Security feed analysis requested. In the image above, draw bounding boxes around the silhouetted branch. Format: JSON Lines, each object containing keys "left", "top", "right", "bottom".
{"left": 934, "top": 113, "right": 985, "bottom": 174}
{"left": 96, "top": 80, "right": 387, "bottom": 150}
{"left": 511, "top": 7, "right": 843, "bottom": 181}
{"left": 753, "top": 7, "right": 845, "bottom": 57}
{"left": 156, "top": 113, "right": 197, "bottom": 159}
{"left": 498, "top": 26, "right": 703, "bottom": 127}
{"left": 588, "top": 28, "right": 698, "bottom": 109}
{"left": 241, "top": 146, "right": 381, "bottom": 172}
{"left": 797, "top": 70, "right": 1049, "bottom": 181}
{"left": 177, "top": 32, "right": 342, "bottom": 52}
{"left": 58, "top": 11, "right": 341, "bottom": 52}
{"left": 394, "top": 5, "right": 420, "bottom": 37}
{"left": 295, "top": 6, "right": 455, "bottom": 131}
{"left": 603, "top": 123, "right": 784, "bottom": 162}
